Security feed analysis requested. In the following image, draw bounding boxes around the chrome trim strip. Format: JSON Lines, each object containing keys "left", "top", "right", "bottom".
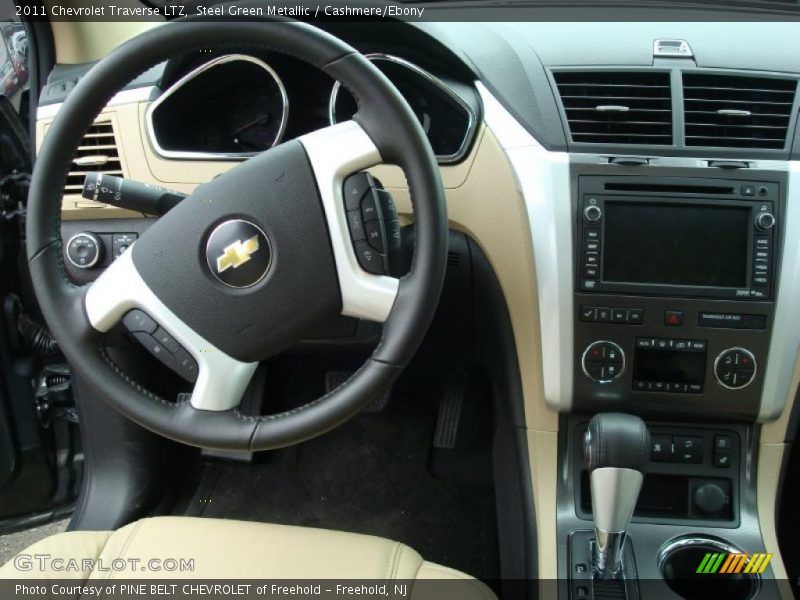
{"left": 144, "top": 54, "right": 289, "bottom": 161}
{"left": 759, "top": 161, "right": 800, "bottom": 421}
{"left": 37, "top": 86, "right": 157, "bottom": 120}
{"left": 85, "top": 248, "right": 258, "bottom": 412}
{"left": 477, "top": 82, "right": 574, "bottom": 412}
{"left": 329, "top": 53, "right": 478, "bottom": 165}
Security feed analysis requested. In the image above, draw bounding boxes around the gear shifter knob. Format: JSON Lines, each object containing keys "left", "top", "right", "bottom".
{"left": 583, "top": 413, "right": 650, "bottom": 577}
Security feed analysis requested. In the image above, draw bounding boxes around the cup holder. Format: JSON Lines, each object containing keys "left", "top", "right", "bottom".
{"left": 658, "top": 536, "right": 759, "bottom": 600}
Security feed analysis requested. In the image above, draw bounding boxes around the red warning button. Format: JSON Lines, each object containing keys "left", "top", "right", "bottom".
{"left": 664, "top": 311, "right": 684, "bottom": 326}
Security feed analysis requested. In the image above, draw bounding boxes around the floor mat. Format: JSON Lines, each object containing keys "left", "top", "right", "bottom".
{"left": 0, "top": 519, "right": 69, "bottom": 565}
{"left": 183, "top": 396, "right": 500, "bottom": 580}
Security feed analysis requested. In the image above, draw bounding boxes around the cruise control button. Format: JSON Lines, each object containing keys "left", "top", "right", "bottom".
{"left": 123, "top": 310, "right": 157, "bottom": 334}
{"left": 347, "top": 210, "right": 366, "bottom": 241}
{"left": 354, "top": 241, "right": 387, "bottom": 275}
{"left": 343, "top": 172, "right": 372, "bottom": 211}
{"left": 365, "top": 221, "right": 385, "bottom": 253}
{"left": 153, "top": 328, "right": 181, "bottom": 354}
{"left": 173, "top": 348, "right": 199, "bottom": 383}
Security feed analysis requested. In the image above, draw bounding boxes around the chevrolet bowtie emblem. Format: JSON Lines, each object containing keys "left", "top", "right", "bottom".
{"left": 216, "top": 235, "right": 260, "bottom": 273}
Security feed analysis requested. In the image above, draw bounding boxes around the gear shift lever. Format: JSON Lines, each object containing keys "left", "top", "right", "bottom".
{"left": 583, "top": 413, "right": 650, "bottom": 578}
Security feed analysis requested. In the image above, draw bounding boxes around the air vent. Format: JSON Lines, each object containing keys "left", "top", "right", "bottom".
{"left": 64, "top": 120, "right": 123, "bottom": 195}
{"left": 683, "top": 73, "right": 798, "bottom": 149}
{"left": 554, "top": 71, "right": 672, "bottom": 145}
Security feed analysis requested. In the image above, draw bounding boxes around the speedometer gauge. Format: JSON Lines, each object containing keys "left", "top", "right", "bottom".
{"left": 147, "top": 54, "right": 289, "bottom": 159}
{"left": 329, "top": 54, "right": 475, "bottom": 163}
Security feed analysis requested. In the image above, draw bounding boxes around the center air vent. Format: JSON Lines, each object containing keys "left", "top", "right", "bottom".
{"left": 65, "top": 120, "right": 123, "bottom": 196}
{"left": 683, "top": 73, "right": 798, "bottom": 149}
{"left": 553, "top": 71, "right": 672, "bottom": 145}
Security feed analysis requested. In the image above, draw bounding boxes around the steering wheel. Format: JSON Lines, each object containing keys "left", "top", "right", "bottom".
{"left": 26, "top": 16, "right": 447, "bottom": 451}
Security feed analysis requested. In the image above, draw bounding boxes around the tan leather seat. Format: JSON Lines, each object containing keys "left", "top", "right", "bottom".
{"left": 0, "top": 517, "right": 494, "bottom": 598}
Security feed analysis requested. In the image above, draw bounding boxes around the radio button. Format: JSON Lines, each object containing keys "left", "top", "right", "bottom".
{"left": 755, "top": 212, "right": 776, "bottom": 231}
{"left": 741, "top": 185, "right": 756, "bottom": 196}
{"left": 580, "top": 306, "right": 598, "bottom": 322}
{"left": 584, "top": 265, "right": 599, "bottom": 278}
{"left": 585, "top": 241, "right": 600, "bottom": 253}
{"left": 585, "top": 255, "right": 599, "bottom": 266}
{"left": 583, "top": 205, "right": 602, "bottom": 222}
{"left": 585, "top": 230, "right": 600, "bottom": 240}
{"left": 581, "top": 279, "right": 597, "bottom": 290}
{"left": 597, "top": 308, "right": 612, "bottom": 322}
{"left": 611, "top": 309, "right": 627, "bottom": 323}
{"left": 627, "top": 309, "right": 644, "bottom": 324}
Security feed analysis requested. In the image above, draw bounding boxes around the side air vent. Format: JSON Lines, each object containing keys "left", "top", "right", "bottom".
{"left": 683, "top": 73, "right": 798, "bottom": 149}
{"left": 64, "top": 120, "right": 123, "bottom": 195}
{"left": 553, "top": 71, "right": 672, "bottom": 145}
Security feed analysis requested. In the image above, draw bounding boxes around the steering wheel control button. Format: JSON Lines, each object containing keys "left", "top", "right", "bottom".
{"left": 206, "top": 219, "right": 271, "bottom": 288}
{"left": 122, "top": 310, "right": 158, "bottom": 334}
{"left": 365, "top": 221, "right": 386, "bottom": 252}
{"left": 354, "top": 241, "right": 388, "bottom": 275}
{"left": 346, "top": 210, "right": 366, "bottom": 241}
{"left": 582, "top": 341, "right": 625, "bottom": 383}
{"left": 714, "top": 348, "right": 757, "bottom": 390}
{"left": 361, "top": 190, "right": 380, "bottom": 222}
{"left": 343, "top": 172, "right": 373, "bottom": 211}
{"left": 154, "top": 328, "right": 182, "bottom": 354}
{"left": 385, "top": 221, "right": 402, "bottom": 252}
{"left": 377, "top": 189, "right": 398, "bottom": 221}
{"left": 66, "top": 233, "right": 103, "bottom": 269}
{"left": 132, "top": 332, "right": 177, "bottom": 370}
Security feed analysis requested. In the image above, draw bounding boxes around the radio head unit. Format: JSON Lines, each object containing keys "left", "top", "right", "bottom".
{"left": 578, "top": 176, "right": 780, "bottom": 300}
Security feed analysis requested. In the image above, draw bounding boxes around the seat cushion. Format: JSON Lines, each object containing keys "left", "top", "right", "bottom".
{"left": 0, "top": 517, "right": 494, "bottom": 598}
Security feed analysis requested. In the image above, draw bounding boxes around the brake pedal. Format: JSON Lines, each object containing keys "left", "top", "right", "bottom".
{"left": 433, "top": 371, "right": 466, "bottom": 449}
{"left": 325, "top": 371, "right": 391, "bottom": 413}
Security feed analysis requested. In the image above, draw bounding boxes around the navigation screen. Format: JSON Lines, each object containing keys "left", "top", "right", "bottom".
{"left": 602, "top": 201, "right": 750, "bottom": 288}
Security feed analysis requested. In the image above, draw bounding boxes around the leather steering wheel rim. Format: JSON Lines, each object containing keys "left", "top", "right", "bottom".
{"left": 26, "top": 16, "right": 447, "bottom": 451}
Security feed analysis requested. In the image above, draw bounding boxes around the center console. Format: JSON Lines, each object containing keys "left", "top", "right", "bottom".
{"left": 572, "top": 173, "right": 785, "bottom": 421}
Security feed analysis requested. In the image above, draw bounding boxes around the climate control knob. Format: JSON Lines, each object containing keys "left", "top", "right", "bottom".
{"left": 755, "top": 212, "right": 776, "bottom": 231}
{"left": 714, "top": 348, "right": 756, "bottom": 390}
{"left": 582, "top": 341, "right": 625, "bottom": 383}
{"left": 65, "top": 232, "right": 103, "bottom": 269}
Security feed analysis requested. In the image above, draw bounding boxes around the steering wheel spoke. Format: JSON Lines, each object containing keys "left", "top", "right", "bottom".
{"left": 85, "top": 249, "right": 258, "bottom": 411}
{"left": 299, "top": 121, "right": 399, "bottom": 323}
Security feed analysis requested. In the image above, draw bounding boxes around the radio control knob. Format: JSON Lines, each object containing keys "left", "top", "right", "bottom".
{"left": 714, "top": 347, "right": 756, "bottom": 390}
{"left": 583, "top": 205, "right": 602, "bottom": 223}
{"left": 582, "top": 341, "right": 625, "bottom": 383}
{"left": 65, "top": 232, "right": 103, "bottom": 269}
{"left": 755, "top": 212, "right": 775, "bottom": 231}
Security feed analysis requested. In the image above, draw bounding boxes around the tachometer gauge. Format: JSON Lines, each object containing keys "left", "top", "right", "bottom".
{"left": 329, "top": 54, "right": 475, "bottom": 163}
{"left": 147, "top": 54, "right": 289, "bottom": 159}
